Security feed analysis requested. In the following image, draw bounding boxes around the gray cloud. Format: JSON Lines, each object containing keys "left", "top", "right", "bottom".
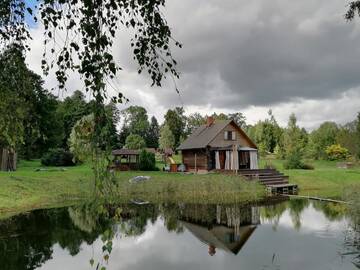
{"left": 26, "top": 0, "right": 360, "bottom": 128}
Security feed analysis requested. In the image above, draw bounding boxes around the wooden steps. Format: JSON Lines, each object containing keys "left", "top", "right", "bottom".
{"left": 238, "top": 169, "right": 297, "bottom": 194}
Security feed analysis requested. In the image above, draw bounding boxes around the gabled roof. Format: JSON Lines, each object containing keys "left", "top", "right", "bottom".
{"left": 178, "top": 120, "right": 256, "bottom": 150}
{"left": 178, "top": 120, "right": 231, "bottom": 150}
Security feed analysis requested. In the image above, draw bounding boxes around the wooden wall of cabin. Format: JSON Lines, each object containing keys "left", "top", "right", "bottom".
{"left": 182, "top": 149, "right": 209, "bottom": 171}
{"left": 209, "top": 122, "right": 254, "bottom": 148}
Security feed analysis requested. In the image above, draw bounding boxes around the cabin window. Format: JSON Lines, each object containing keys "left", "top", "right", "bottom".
{"left": 224, "top": 131, "right": 236, "bottom": 141}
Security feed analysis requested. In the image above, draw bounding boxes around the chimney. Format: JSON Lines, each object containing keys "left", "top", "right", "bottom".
{"left": 206, "top": 116, "right": 215, "bottom": 127}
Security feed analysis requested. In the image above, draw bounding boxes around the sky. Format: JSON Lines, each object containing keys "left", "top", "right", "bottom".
{"left": 25, "top": 0, "right": 360, "bottom": 129}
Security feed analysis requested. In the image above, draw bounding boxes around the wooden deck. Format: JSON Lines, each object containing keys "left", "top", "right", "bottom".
{"left": 266, "top": 184, "right": 298, "bottom": 195}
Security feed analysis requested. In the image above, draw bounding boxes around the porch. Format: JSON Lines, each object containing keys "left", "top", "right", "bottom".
{"left": 209, "top": 146, "right": 259, "bottom": 171}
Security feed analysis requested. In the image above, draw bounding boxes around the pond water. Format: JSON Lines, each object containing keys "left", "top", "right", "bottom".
{"left": 0, "top": 198, "right": 359, "bottom": 270}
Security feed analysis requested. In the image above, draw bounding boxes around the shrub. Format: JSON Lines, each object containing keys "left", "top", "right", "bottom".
{"left": 325, "top": 144, "right": 349, "bottom": 161}
{"left": 139, "top": 149, "right": 157, "bottom": 171}
{"left": 283, "top": 151, "right": 304, "bottom": 169}
{"left": 41, "top": 148, "right": 76, "bottom": 166}
{"left": 301, "top": 163, "right": 314, "bottom": 170}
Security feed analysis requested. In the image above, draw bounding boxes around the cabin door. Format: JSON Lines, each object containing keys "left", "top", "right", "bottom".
{"left": 239, "top": 151, "right": 250, "bottom": 169}
{"left": 219, "top": 151, "right": 226, "bottom": 169}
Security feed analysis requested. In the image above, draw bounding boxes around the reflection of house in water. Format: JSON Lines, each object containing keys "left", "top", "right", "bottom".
{"left": 180, "top": 204, "right": 260, "bottom": 255}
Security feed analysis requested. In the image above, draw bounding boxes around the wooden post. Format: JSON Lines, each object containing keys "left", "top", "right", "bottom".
{"left": 194, "top": 153, "right": 197, "bottom": 174}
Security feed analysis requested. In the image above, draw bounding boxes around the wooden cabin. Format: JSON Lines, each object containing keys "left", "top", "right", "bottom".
{"left": 178, "top": 117, "right": 258, "bottom": 173}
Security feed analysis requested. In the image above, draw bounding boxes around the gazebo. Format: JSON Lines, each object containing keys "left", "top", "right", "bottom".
{"left": 111, "top": 148, "right": 157, "bottom": 171}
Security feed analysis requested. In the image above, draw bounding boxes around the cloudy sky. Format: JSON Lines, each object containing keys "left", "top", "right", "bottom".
{"left": 26, "top": 0, "right": 360, "bottom": 129}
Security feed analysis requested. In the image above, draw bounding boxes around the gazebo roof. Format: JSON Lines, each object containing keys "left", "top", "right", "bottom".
{"left": 112, "top": 149, "right": 139, "bottom": 156}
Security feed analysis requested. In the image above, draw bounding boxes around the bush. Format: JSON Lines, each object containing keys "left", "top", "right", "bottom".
{"left": 301, "top": 163, "right": 314, "bottom": 170}
{"left": 41, "top": 148, "right": 76, "bottom": 166}
{"left": 139, "top": 149, "right": 157, "bottom": 171}
{"left": 283, "top": 151, "right": 304, "bottom": 169}
{"left": 325, "top": 144, "right": 349, "bottom": 161}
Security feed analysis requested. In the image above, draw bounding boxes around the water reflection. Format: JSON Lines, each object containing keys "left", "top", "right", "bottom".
{"left": 0, "top": 198, "right": 358, "bottom": 270}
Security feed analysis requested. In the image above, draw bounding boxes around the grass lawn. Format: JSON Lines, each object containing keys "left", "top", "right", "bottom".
{"left": 1, "top": 155, "right": 359, "bottom": 219}
{"left": 260, "top": 157, "right": 360, "bottom": 199}
{"left": 0, "top": 159, "right": 264, "bottom": 219}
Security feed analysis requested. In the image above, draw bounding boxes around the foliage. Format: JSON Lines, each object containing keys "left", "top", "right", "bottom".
{"left": 125, "top": 134, "right": 146, "bottom": 150}
{"left": 337, "top": 119, "right": 360, "bottom": 159}
{"left": 284, "top": 114, "right": 307, "bottom": 158}
{"left": 185, "top": 113, "right": 205, "bottom": 135}
{"left": 146, "top": 116, "right": 160, "bottom": 148}
{"left": 41, "top": 148, "right": 75, "bottom": 166}
{"left": 121, "top": 106, "right": 150, "bottom": 140}
{"left": 247, "top": 110, "right": 283, "bottom": 153}
{"left": 345, "top": 1, "right": 360, "bottom": 21}
{"left": 0, "top": 0, "right": 180, "bottom": 194}
{"left": 228, "top": 112, "right": 247, "bottom": 128}
{"left": 211, "top": 112, "right": 229, "bottom": 121}
{"left": 325, "top": 144, "right": 349, "bottom": 161}
{"left": 0, "top": 46, "right": 30, "bottom": 148}
{"left": 56, "top": 91, "right": 92, "bottom": 148}
{"left": 139, "top": 149, "right": 157, "bottom": 171}
{"left": 69, "top": 114, "right": 95, "bottom": 162}
{"left": 274, "top": 144, "right": 285, "bottom": 159}
{"left": 283, "top": 150, "right": 304, "bottom": 169}
{"left": 257, "top": 142, "right": 267, "bottom": 157}
{"left": 301, "top": 163, "right": 314, "bottom": 170}
{"left": 357, "top": 112, "right": 360, "bottom": 159}
{"left": 164, "top": 107, "right": 186, "bottom": 148}
{"left": 159, "top": 124, "right": 175, "bottom": 150}
{"left": 307, "top": 122, "right": 338, "bottom": 159}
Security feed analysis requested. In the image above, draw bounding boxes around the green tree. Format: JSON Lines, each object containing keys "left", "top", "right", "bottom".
{"left": 104, "top": 102, "right": 120, "bottom": 149}
{"left": 57, "top": 91, "right": 91, "bottom": 148}
{"left": 337, "top": 119, "right": 359, "bottom": 159}
{"left": 159, "top": 124, "right": 175, "bottom": 150}
{"left": 139, "top": 149, "right": 156, "bottom": 171}
{"left": 356, "top": 112, "right": 360, "bottom": 159}
{"left": 121, "top": 106, "right": 150, "bottom": 140}
{"left": 1, "top": 0, "right": 181, "bottom": 188}
{"left": 283, "top": 113, "right": 306, "bottom": 169}
{"left": 146, "top": 116, "right": 160, "bottom": 148}
{"left": 185, "top": 113, "right": 205, "bottom": 135}
{"left": 125, "top": 134, "right": 146, "bottom": 150}
{"left": 69, "top": 114, "right": 95, "bottom": 162}
{"left": 0, "top": 46, "right": 31, "bottom": 150}
{"left": 164, "top": 107, "right": 186, "bottom": 148}
{"left": 248, "top": 110, "right": 283, "bottom": 153}
{"left": 307, "top": 122, "right": 338, "bottom": 159}
{"left": 211, "top": 112, "right": 229, "bottom": 121}
{"left": 228, "top": 112, "right": 247, "bottom": 128}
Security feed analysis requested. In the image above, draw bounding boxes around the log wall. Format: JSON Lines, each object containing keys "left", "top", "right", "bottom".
{"left": 182, "top": 150, "right": 209, "bottom": 171}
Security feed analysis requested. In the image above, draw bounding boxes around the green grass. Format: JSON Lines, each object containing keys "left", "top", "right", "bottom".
{"left": 260, "top": 157, "right": 360, "bottom": 199}
{"left": 2, "top": 156, "right": 359, "bottom": 219}
{"left": 0, "top": 159, "right": 264, "bottom": 219}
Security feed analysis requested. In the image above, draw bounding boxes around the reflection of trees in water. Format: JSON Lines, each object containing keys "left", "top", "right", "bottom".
{"left": 287, "top": 199, "right": 310, "bottom": 231}
{"left": 260, "top": 202, "right": 287, "bottom": 230}
{"left": 312, "top": 201, "right": 348, "bottom": 222}
{"left": 2, "top": 198, "right": 355, "bottom": 269}
{"left": 0, "top": 208, "right": 109, "bottom": 270}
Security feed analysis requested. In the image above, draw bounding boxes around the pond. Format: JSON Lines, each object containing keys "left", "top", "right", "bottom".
{"left": 0, "top": 198, "right": 359, "bottom": 270}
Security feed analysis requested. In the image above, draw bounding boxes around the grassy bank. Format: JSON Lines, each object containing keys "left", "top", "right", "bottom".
{"left": 260, "top": 157, "right": 360, "bottom": 199}
{"left": 0, "top": 160, "right": 264, "bottom": 219}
